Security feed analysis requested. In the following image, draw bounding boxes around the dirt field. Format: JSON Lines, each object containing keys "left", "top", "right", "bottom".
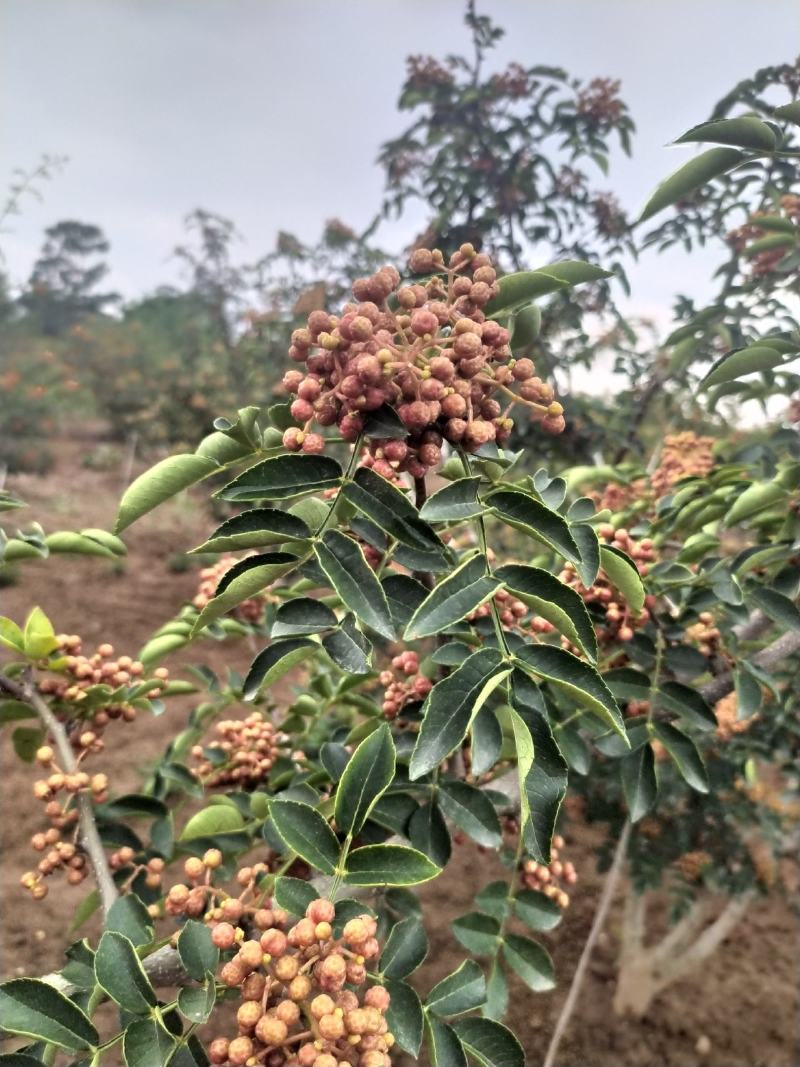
{"left": 2, "top": 437, "right": 798, "bottom": 1067}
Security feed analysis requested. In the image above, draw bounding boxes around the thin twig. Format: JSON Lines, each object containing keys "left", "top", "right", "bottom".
{"left": 542, "top": 820, "right": 631, "bottom": 1067}
{"left": 0, "top": 670, "right": 119, "bottom": 917}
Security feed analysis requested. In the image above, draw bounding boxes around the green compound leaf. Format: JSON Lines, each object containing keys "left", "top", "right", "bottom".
{"left": 116, "top": 453, "right": 219, "bottom": 532}
{"left": 323, "top": 613, "right": 373, "bottom": 674}
{"left": 193, "top": 552, "right": 302, "bottom": 631}
{"left": 272, "top": 597, "right": 338, "bottom": 637}
{"left": 380, "top": 916, "right": 429, "bottom": 979}
{"left": 243, "top": 638, "right": 320, "bottom": 700}
{"left": 488, "top": 489, "right": 582, "bottom": 567}
{"left": 452, "top": 911, "right": 501, "bottom": 955}
{"left": 343, "top": 466, "right": 446, "bottom": 554}
{"left": 334, "top": 723, "right": 396, "bottom": 836}
{"left": 426, "top": 1015, "right": 467, "bottom": 1067}
{"left": 404, "top": 555, "right": 502, "bottom": 639}
{"left": 675, "top": 116, "right": 777, "bottom": 151}
{"left": 177, "top": 920, "right": 219, "bottom": 983}
{"left": 419, "top": 477, "right": 483, "bottom": 522}
{"left": 426, "top": 960, "right": 487, "bottom": 1017}
{"left": 438, "top": 781, "right": 502, "bottom": 848}
{"left": 638, "top": 146, "right": 746, "bottom": 223}
{"left": 454, "top": 1017, "right": 525, "bottom": 1067}
{"left": 94, "top": 930, "right": 157, "bottom": 1014}
{"left": 180, "top": 803, "right": 245, "bottom": 841}
{"left": 193, "top": 507, "right": 311, "bottom": 554}
{"left": 701, "top": 345, "right": 797, "bottom": 391}
{"left": 123, "top": 1017, "right": 177, "bottom": 1067}
{"left": 621, "top": 743, "right": 658, "bottom": 822}
{"left": 599, "top": 544, "right": 645, "bottom": 615}
{"left": 315, "top": 530, "right": 395, "bottom": 639}
{"left": 177, "top": 978, "right": 216, "bottom": 1025}
{"left": 386, "top": 979, "right": 424, "bottom": 1056}
{"left": 106, "top": 894, "right": 153, "bottom": 947}
{"left": 502, "top": 933, "right": 555, "bottom": 992}
{"left": 269, "top": 799, "right": 340, "bottom": 875}
{"left": 215, "top": 453, "right": 342, "bottom": 502}
{"left": 495, "top": 563, "right": 597, "bottom": 661}
{"left": 654, "top": 722, "right": 709, "bottom": 793}
{"left": 514, "top": 888, "right": 563, "bottom": 932}
{"left": 344, "top": 844, "right": 441, "bottom": 886}
{"left": 515, "top": 643, "right": 626, "bottom": 738}
{"left": 409, "top": 648, "right": 510, "bottom": 780}
{"left": 0, "top": 978, "right": 98, "bottom": 1051}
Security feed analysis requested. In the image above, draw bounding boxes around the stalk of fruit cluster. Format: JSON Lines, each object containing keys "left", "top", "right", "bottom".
{"left": 0, "top": 669, "right": 119, "bottom": 917}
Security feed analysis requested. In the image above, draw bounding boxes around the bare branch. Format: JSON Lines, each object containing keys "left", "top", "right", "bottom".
{"left": 543, "top": 820, "right": 631, "bottom": 1067}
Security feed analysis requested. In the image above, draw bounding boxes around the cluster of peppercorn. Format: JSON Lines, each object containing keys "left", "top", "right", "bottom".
{"left": 685, "top": 611, "right": 723, "bottom": 658}
{"left": 166, "top": 854, "right": 394, "bottom": 1067}
{"left": 38, "top": 635, "right": 168, "bottom": 723}
{"left": 190, "top": 711, "right": 282, "bottom": 788}
{"left": 557, "top": 524, "right": 656, "bottom": 645}
{"left": 713, "top": 692, "right": 759, "bottom": 741}
{"left": 280, "top": 244, "right": 564, "bottom": 477}
{"left": 675, "top": 850, "right": 712, "bottom": 883}
{"left": 193, "top": 556, "right": 267, "bottom": 623}
{"left": 575, "top": 77, "right": 625, "bottom": 125}
{"left": 650, "top": 432, "right": 715, "bottom": 499}
{"left": 519, "top": 835, "right": 577, "bottom": 909}
{"left": 379, "top": 650, "right": 432, "bottom": 720}
{"left": 22, "top": 742, "right": 109, "bottom": 898}
{"left": 20, "top": 638, "right": 170, "bottom": 899}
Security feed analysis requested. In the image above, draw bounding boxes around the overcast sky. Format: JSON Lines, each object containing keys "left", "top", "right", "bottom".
{"left": 2, "top": 0, "right": 798, "bottom": 330}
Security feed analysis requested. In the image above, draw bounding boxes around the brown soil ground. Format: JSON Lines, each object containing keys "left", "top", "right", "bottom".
{"left": 2, "top": 435, "right": 798, "bottom": 1067}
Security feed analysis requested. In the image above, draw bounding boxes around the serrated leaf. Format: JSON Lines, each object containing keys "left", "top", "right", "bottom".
{"left": 512, "top": 706, "right": 568, "bottom": 864}
{"left": 193, "top": 552, "right": 301, "bottom": 630}
{"left": 94, "top": 930, "right": 157, "bottom": 1014}
{"left": 386, "top": 979, "right": 424, "bottom": 1056}
{"left": 405, "top": 555, "right": 502, "bottom": 639}
{"left": 269, "top": 799, "right": 339, "bottom": 875}
{"left": 515, "top": 888, "right": 562, "bottom": 932}
{"left": 702, "top": 346, "right": 796, "bottom": 390}
{"left": 343, "top": 466, "right": 445, "bottom": 553}
{"left": 107, "top": 895, "right": 153, "bottom": 946}
{"left": 454, "top": 1017, "right": 525, "bottom": 1067}
{"left": 273, "top": 876, "right": 317, "bottom": 916}
{"left": 215, "top": 453, "right": 342, "bottom": 501}
{"left": 675, "top": 116, "right": 777, "bottom": 151}
{"left": 177, "top": 977, "right": 216, "bottom": 1024}
{"left": 426, "top": 960, "right": 486, "bottom": 1017}
{"left": 483, "top": 961, "right": 509, "bottom": 1022}
{"left": 750, "top": 586, "right": 800, "bottom": 631}
{"left": 409, "top": 801, "right": 452, "bottom": 866}
{"left": 0, "top": 978, "right": 98, "bottom": 1051}
{"left": 452, "top": 911, "right": 501, "bottom": 955}
{"left": 180, "top": 804, "right": 244, "bottom": 840}
{"left": 470, "top": 704, "right": 503, "bottom": 777}
{"left": 335, "top": 723, "right": 395, "bottom": 836}
{"left": 116, "top": 454, "right": 218, "bottom": 532}
{"left": 344, "top": 843, "right": 440, "bottom": 886}
{"left": 322, "top": 613, "right": 372, "bottom": 674}
{"left": 515, "top": 643, "right": 626, "bottom": 738}
{"left": 194, "top": 508, "right": 311, "bottom": 554}
{"left": 177, "top": 920, "right": 219, "bottom": 982}
{"left": 380, "top": 916, "right": 428, "bottom": 979}
{"left": 426, "top": 1016, "right": 468, "bottom": 1067}
{"left": 654, "top": 722, "right": 709, "bottom": 793}
{"left": 383, "top": 574, "right": 429, "bottom": 630}
{"left": 243, "top": 638, "right": 319, "bottom": 700}
{"left": 315, "top": 530, "right": 394, "bottom": 639}
{"left": 438, "top": 781, "right": 502, "bottom": 848}
{"left": 495, "top": 563, "right": 597, "bottom": 660}
{"left": 571, "top": 522, "right": 601, "bottom": 587}
{"left": 409, "top": 649, "right": 510, "bottom": 780}
{"left": 123, "top": 1017, "right": 177, "bottom": 1067}
{"left": 621, "top": 744, "right": 657, "bottom": 822}
{"left": 658, "top": 681, "right": 716, "bottom": 731}
{"left": 639, "top": 146, "right": 745, "bottom": 223}
{"left": 419, "top": 478, "right": 483, "bottom": 522}
{"left": 488, "top": 490, "right": 581, "bottom": 566}
{"left": 502, "top": 933, "right": 555, "bottom": 992}
{"left": 599, "top": 544, "right": 645, "bottom": 615}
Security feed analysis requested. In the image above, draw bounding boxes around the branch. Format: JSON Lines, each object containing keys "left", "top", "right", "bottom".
{"left": 699, "top": 621, "right": 800, "bottom": 706}
{"left": 651, "top": 891, "right": 755, "bottom": 991}
{"left": 542, "top": 820, "right": 631, "bottom": 1067}
{"left": 0, "top": 670, "right": 119, "bottom": 918}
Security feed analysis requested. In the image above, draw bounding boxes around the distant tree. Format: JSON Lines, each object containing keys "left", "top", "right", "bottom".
{"left": 20, "top": 219, "right": 119, "bottom": 334}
